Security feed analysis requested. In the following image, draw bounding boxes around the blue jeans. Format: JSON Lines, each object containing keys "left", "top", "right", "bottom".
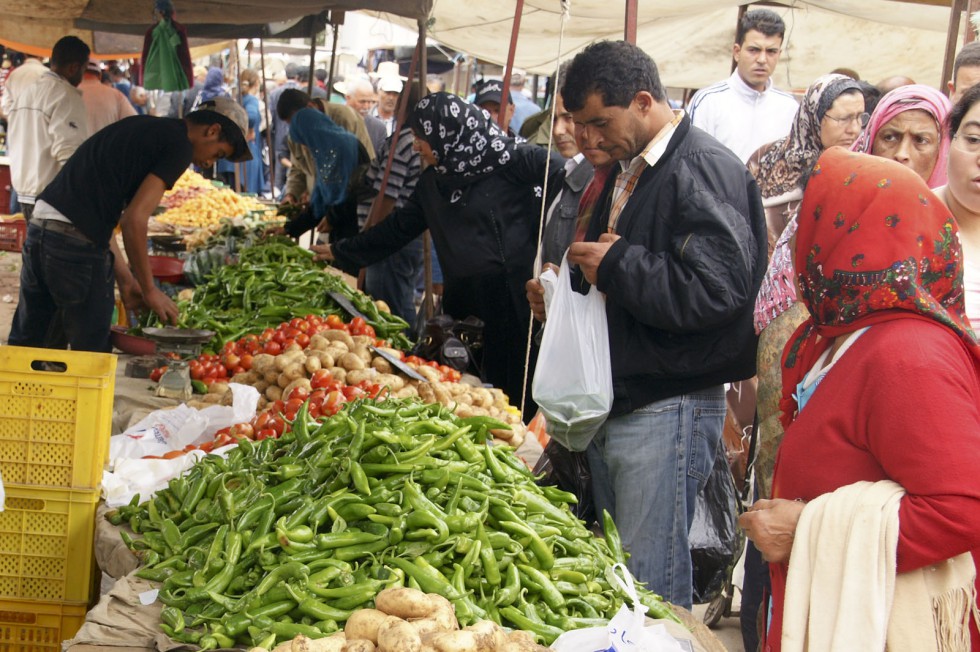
{"left": 8, "top": 223, "right": 114, "bottom": 352}
{"left": 364, "top": 236, "right": 423, "bottom": 326}
{"left": 586, "top": 387, "right": 726, "bottom": 609}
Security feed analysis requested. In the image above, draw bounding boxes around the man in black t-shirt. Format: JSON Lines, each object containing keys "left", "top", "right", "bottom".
{"left": 8, "top": 97, "right": 252, "bottom": 352}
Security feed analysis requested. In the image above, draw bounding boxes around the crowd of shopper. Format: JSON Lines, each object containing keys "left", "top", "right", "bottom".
{"left": 4, "top": 12, "right": 980, "bottom": 651}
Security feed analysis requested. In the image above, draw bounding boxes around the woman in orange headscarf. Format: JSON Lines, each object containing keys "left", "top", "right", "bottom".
{"left": 740, "top": 147, "right": 980, "bottom": 651}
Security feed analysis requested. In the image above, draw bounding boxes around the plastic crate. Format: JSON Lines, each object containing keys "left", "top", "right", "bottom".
{"left": 0, "top": 485, "right": 100, "bottom": 603}
{"left": 0, "top": 598, "right": 88, "bottom": 652}
{"left": 0, "top": 220, "right": 25, "bottom": 253}
{"left": 0, "top": 346, "right": 116, "bottom": 489}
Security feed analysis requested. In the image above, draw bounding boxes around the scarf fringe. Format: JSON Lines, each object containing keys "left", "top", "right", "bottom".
{"left": 929, "top": 585, "right": 977, "bottom": 652}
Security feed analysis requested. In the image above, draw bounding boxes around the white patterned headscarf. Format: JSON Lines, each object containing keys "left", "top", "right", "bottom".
{"left": 410, "top": 92, "right": 519, "bottom": 178}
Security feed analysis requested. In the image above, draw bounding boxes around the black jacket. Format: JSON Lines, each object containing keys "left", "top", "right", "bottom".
{"left": 580, "top": 114, "right": 767, "bottom": 416}
{"left": 540, "top": 156, "right": 595, "bottom": 267}
{"left": 333, "top": 144, "right": 563, "bottom": 316}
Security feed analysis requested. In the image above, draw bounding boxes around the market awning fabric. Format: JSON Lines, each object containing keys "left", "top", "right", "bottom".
{"left": 372, "top": 0, "right": 957, "bottom": 90}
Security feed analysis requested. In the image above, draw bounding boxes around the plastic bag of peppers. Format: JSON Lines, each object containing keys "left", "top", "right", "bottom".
{"left": 108, "top": 398, "right": 677, "bottom": 648}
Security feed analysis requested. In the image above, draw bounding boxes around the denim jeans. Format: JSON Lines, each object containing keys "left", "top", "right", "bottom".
{"left": 586, "top": 386, "right": 726, "bottom": 609}
{"left": 8, "top": 222, "right": 114, "bottom": 352}
{"left": 364, "top": 236, "right": 423, "bottom": 326}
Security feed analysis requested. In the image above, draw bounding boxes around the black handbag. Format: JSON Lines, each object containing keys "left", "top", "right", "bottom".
{"left": 411, "top": 314, "right": 484, "bottom": 373}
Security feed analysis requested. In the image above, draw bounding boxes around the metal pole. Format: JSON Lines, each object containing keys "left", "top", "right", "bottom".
{"left": 499, "top": 0, "right": 526, "bottom": 130}
{"left": 233, "top": 40, "right": 242, "bottom": 193}
{"left": 624, "top": 0, "right": 638, "bottom": 44}
{"left": 260, "top": 38, "right": 275, "bottom": 197}
{"left": 943, "top": 0, "right": 967, "bottom": 92}
{"left": 307, "top": 18, "right": 318, "bottom": 96}
{"left": 326, "top": 13, "right": 343, "bottom": 99}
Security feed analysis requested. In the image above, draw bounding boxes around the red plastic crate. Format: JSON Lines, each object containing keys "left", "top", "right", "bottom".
{"left": 0, "top": 220, "right": 25, "bottom": 253}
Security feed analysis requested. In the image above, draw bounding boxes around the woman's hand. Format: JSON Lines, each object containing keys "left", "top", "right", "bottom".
{"left": 312, "top": 243, "right": 334, "bottom": 262}
{"left": 738, "top": 498, "right": 806, "bottom": 564}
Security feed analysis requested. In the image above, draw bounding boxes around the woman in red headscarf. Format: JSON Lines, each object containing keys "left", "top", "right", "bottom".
{"left": 739, "top": 147, "right": 980, "bottom": 651}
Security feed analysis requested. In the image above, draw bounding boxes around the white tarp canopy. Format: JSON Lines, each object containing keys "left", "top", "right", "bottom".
{"left": 369, "top": 0, "right": 960, "bottom": 91}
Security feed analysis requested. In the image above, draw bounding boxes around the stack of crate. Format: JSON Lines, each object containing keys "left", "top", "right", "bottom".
{"left": 0, "top": 346, "right": 116, "bottom": 652}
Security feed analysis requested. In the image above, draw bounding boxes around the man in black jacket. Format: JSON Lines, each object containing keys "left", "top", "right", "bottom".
{"left": 530, "top": 41, "right": 766, "bottom": 609}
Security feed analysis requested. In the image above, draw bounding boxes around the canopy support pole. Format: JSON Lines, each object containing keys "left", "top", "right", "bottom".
{"left": 259, "top": 38, "right": 275, "bottom": 198}
{"left": 625, "top": 0, "right": 638, "bottom": 44}
{"left": 943, "top": 0, "right": 968, "bottom": 92}
{"left": 307, "top": 18, "right": 318, "bottom": 96}
{"left": 498, "top": 0, "right": 526, "bottom": 130}
{"left": 326, "top": 12, "right": 344, "bottom": 98}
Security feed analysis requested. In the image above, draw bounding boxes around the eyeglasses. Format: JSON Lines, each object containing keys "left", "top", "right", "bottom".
{"left": 823, "top": 112, "right": 870, "bottom": 127}
{"left": 952, "top": 133, "right": 980, "bottom": 154}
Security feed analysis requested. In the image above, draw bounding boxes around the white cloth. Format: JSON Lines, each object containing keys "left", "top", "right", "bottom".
{"left": 0, "top": 58, "right": 46, "bottom": 118}
{"left": 963, "top": 255, "right": 980, "bottom": 329}
{"left": 782, "top": 480, "right": 977, "bottom": 652}
{"left": 688, "top": 70, "right": 798, "bottom": 162}
{"left": 7, "top": 70, "right": 88, "bottom": 204}
{"left": 79, "top": 76, "right": 137, "bottom": 135}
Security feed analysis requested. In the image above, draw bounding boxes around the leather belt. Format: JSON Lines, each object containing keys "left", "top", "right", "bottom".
{"left": 37, "top": 218, "right": 94, "bottom": 245}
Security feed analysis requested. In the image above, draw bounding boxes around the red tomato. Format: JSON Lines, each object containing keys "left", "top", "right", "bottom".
{"left": 222, "top": 352, "right": 241, "bottom": 370}
{"left": 162, "top": 450, "right": 186, "bottom": 459}
{"left": 253, "top": 411, "right": 272, "bottom": 430}
{"left": 150, "top": 366, "right": 167, "bottom": 382}
{"left": 295, "top": 333, "right": 311, "bottom": 348}
{"left": 229, "top": 423, "right": 255, "bottom": 440}
{"left": 324, "top": 390, "right": 346, "bottom": 414}
{"left": 326, "top": 314, "right": 345, "bottom": 329}
{"left": 268, "top": 416, "right": 286, "bottom": 436}
{"left": 272, "top": 330, "right": 287, "bottom": 345}
{"left": 285, "top": 386, "right": 310, "bottom": 402}
{"left": 342, "top": 385, "right": 367, "bottom": 401}
{"left": 198, "top": 440, "right": 216, "bottom": 453}
{"left": 256, "top": 428, "right": 277, "bottom": 440}
{"left": 310, "top": 369, "right": 333, "bottom": 390}
{"left": 264, "top": 341, "right": 282, "bottom": 355}
{"left": 189, "top": 361, "right": 205, "bottom": 380}
{"left": 283, "top": 397, "right": 305, "bottom": 419}
{"left": 240, "top": 353, "right": 254, "bottom": 371}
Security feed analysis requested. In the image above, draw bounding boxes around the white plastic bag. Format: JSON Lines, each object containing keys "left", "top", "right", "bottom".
{"left": 551, "top": 564, "right": 687, "bottom": 652}
{"left": 531, "top": 255, "right": 612, "bottom": 451}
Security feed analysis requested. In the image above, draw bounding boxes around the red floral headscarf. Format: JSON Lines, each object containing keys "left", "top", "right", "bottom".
{"left": 780, "top": 147, "right": 980, "bottom": 428}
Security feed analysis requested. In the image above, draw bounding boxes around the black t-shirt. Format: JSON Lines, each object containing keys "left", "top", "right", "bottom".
{"left": 39, "top": 115, "right": 192, "bottom": 245}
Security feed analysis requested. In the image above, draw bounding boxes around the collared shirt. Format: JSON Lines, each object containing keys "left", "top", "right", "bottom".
{"left": 8, "top": 70, "right": 88, "bottom": 204}
{"left": 607, "top": 110, "right": 683, "bottom": 233}
{"left": 688, "top": 70, "right": 798, "bottom": 162}
{"left": 369, "top": 106, "right": 396, "bottom": 136}
{"left": 1, "top": 58, "right": 46, "bottom": 118}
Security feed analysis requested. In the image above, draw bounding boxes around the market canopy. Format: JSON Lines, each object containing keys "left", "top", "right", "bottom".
{"left": 370, "top": 0, "right": 960, "bottom": 90}
{"left": 0, "top": 0, "right": 432, "bottom": 58}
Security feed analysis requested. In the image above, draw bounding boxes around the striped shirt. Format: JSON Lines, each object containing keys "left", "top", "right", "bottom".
{"left": 608, "top": 110, "right": 684, "bottom": 233}
{"left": 356, "top": 125, "right": 421, "bottom": 229}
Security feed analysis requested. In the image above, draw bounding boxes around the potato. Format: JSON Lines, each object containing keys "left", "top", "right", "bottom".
{"left": 326, "top": 343, "right": 350, "bottom": 357}
{"left": 272, "top": 641, "right": 292, "bottom": 652}
{"left": 342, "top": 640, "right": 376, "bottom": 652}
{"left": 254, "top": 379, "right": 270, "bottom": 393}
{"left": 417, "top": 383, "right": 436, "bottom": 403}
{"left": 352, "top": 335, "right": 375, "bottom": 347}
{"left": 322, "top": 330, "right": 355, "bottom": 349}
{"left": 408, "top": 618, "right": 444, "bottom": 638}
{"left": 371, "top": 357, "right": 393, "bottom": 374}
{"left": 375, "top": 299, "right": 391, "bottom": 313}
{"left": 432, "top": 384, "right": 452, "bottom": 405}
{"left": 416, "top": 366, "right": 440, "bottom": 383}
{"left": 339, "top": 352, "right": 366, "bottom": 371}
{"left": 345, "top": 609, "right": 389, "bottom": 643}
{"left": 251, "top": 353, "right": 275, "bottom": 373}
{"left": 200, "top": 392, "right": 222, "bottom": 404}
{"left": 308, "top": 350, "right": 336, "bottom": 369}
{"left": 292, "top": 635, "right": 346, "bottom": 652}
{"left": 394, "top": 386, "right": 419, "bottom": 399}
{"left": 330, "top": 367, "right": 347, "bottom": 385}
{"left": 463, "top": 621, "right": 503, "bottom": 651}
{"left": 278, "top": 372, "right": 292, "bottom": 389}
{"left": 284, "top": 343, "right": 303, "bottom": 354}
{"left": 283, "top": 378, "right": 312, "bottom": 400}
{"left": 375, "top": 373, "right": 405, "bottom": 391}
{"left": 208, "top": 381, "right": 230, "bottom": 395}
{"left": 425, "top": 595, "right": 458, "bottom": 632}
{"left": 346, "top": 369, "right": 377, "bottom": 386}
{"left": 275, "top": 350, "right": 304, "bottom": 371}
{"left": 264, "top": 369, "right": 281, "bottom": 385}
{"left": 256, "top": 396, "right": 268, "bottom": 410}
{"left": 378, "top": 618, "right": 421, "bottom": 652}
{"left": 351, "top": 345, "right": 373, "bottom": 364}
{"left": 305, "top": 355, "right": 322, "bottom": 374}
{"left": 265, "top": 385, "right": 283, "bottom": 401}
{"left": 309, "top": 334, "right": 330, "bottom": 351}
{"left": 376, "top": 587, "right": 435, "bottom": 620}
{"left": 427, "top": 631, "right": 482, "bottom": 652}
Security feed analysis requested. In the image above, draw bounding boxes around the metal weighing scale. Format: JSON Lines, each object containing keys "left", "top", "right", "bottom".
{"left": 142, "top": 327, "right": 215, "bottom": 401}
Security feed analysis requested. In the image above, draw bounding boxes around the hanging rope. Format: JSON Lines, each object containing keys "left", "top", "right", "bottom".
{"left": 519, "top": 0, "right": 571, "bottom": 422}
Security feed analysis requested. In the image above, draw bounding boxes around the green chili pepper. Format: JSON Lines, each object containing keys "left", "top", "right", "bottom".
{"left": 602, "top": 509, "right": 628, "bottom": 566}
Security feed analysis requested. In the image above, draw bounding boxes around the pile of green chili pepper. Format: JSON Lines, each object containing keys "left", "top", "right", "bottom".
{"left": 109, "top": 398, "right": 676, "bottom": 648}
{"left": 141, "top": 239, "right": 412, "bottom": 351}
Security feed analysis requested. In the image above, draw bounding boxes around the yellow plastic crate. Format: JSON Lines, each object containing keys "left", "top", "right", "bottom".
{"left": 0, "top": 486, "right": 100, "bottom": 603}
{"left": 0, "top": 598, "right": 88, "bottom": 652}
{"left": 0, "top": 346, "right": 116, "bottom": 489}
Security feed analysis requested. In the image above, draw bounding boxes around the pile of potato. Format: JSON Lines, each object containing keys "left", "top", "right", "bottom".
{"left": 207, "top": 331, "right": 526, "bottom": 447}
{"left": 252, "top": 588, "right": 549, "bottom": 652}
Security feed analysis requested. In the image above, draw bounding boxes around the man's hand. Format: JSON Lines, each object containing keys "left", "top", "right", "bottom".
{"left": 567, "top": 233, "right": 620, "bottom": 285}
{"left": 738, "top": 498, "right": 805, "bottom": 564}
{"left": 281, "top": 193, "right": 299, "bottom": 205}
{"left": 144, "top": 287, "right": 180, "bottom": 325}
{"left": 316, "top": 217, "right": 331, "bottom": 233}
{"left": 526, "top": 263, "right": 558, "bottom": 323}
{"left": 118, "top": 280, "right": 144, "bottom": 314}
{"left": 311, "top": 243, "right": 334, "bottom": 262}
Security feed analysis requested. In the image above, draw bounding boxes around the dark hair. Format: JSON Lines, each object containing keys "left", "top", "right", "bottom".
{"left": 736, "top": 9, "right": 785, "bottom": 45}
{"left": 954, "top": 42, "right": 980, "bottom": 84}
{"left": 315, "top": 68, "right": 327, "bottom": 82}
{"left": 284, "top": 62, "right": 300, "bottom": 80}
{"left": 949, "top": 82, "right": 980, "bottom": 135}
{"left": 277, "top": 88, "right": 312, "bottom": 121}
{"left": 296, "top": 68, "right": 310, "bottom": 83}
{"left": 830, "top": 67, "right": 861, "bottom": 81}
{"left": 857, "top": 81, "right": 882, "bottom": 116}
{"left": 561, "top": 40, "right": 664, "bottom": 112}
{"left": 185, "top": 110, "right": 235, "bottom": 145}
{"left": 50, "top": 36, "right": 90, "bottom": 68}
